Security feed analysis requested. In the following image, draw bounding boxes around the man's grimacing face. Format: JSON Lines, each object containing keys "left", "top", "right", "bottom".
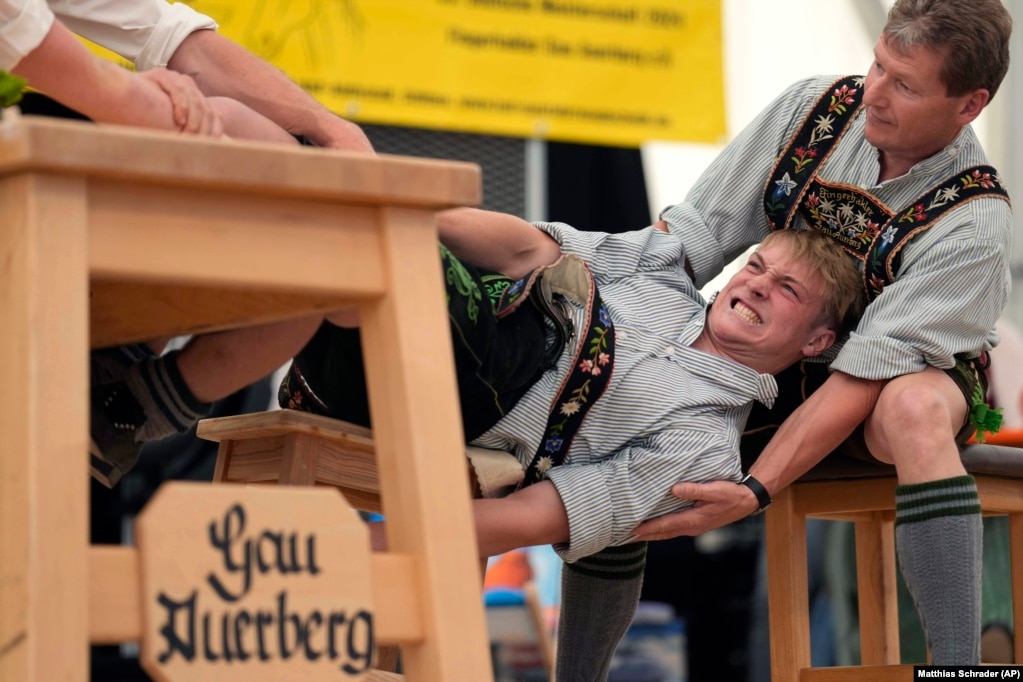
{"left": 701, "top": 241, "right": 835, "bottom": 372}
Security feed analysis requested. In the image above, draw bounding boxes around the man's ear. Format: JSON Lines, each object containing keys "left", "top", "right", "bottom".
{"left": 802, "top": 328, "right": 836, "bottom": 358}
{"left": 957, "top": 88, "right": 990, "bottom": 126}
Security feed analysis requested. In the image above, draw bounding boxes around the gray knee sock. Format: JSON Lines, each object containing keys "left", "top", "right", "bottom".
{"left": 124, "top": 350, "right": 212, "bottom": 442}
{"left": 556, "top": 543, "right": 646, "bottom": 682}
{"left": 895, "top": 475, "right": 982, "bottom": 665}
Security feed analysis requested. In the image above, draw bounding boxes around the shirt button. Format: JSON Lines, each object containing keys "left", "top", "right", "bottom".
{"left": 618, "top": 330, "right": 629, "bottom": 340}
{"left": 663, "top": 345, "right": 675, "bottom": 356}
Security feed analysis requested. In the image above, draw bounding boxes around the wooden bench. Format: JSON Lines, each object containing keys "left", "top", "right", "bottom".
{"left": 765, "top": 443, "right": 1023, "bottom": 681}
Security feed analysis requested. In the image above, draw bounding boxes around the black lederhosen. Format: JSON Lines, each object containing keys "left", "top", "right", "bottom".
{"left": 279, "top": 245, "right": 559, "bottom": 442}
{"left": 739, "top": 356, "right": 989, "bottom": 469}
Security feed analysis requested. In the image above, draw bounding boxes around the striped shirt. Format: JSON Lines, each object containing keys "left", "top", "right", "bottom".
{"left": 473, "top": 223, "right": 776, "bottom": 563}
{"left": 661, "top": 75, "right": 1013, "bottom": 380}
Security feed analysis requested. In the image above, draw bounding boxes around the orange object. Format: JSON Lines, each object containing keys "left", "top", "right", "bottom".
{"left": 485, "top": 550, "right": 534, "bottom": 589}
{"left": 968, "top": 428, "right": 1023, "bottom": 446}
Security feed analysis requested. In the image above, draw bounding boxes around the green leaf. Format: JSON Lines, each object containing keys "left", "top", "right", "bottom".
{"left": 969, "top": 384, "right": 1004, "bottom": 443}
{"left": 0, "top": 70, "right": 26, "bottom": 109}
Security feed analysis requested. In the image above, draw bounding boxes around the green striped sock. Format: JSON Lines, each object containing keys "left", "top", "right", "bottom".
{"left": 895, "top": 475, "right": 982, "bottom": 665}
{"left": 895, "top": 475, "right": 982, "bottom": 525}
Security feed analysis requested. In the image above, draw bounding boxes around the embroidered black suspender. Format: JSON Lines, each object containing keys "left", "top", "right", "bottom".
{"left": 487, "top": 258, "right": 616, "bottom": 488}
{"left": 521, "top": 277, "right": 614, "bottom": 487}
{"left": 764, "top": 75, "right": 865, "bottom": 231}
{"left": 862, "top": 167, "right": 1008, "bottom": 298}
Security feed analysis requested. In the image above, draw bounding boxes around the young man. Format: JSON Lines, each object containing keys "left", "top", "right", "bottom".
{"left": 278, "top": 210, "right": 863, "bottom": 562}
{"left": 624, "top": 0, "right": 1013, "bottom": 669}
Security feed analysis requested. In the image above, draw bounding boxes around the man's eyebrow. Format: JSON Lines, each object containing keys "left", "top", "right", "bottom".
{"left": 755, "top": 250, "right": 811, "bottom": 295}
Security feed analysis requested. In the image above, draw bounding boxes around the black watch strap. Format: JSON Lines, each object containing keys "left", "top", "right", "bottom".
{"left": 740, "top": 474, "right": 772, "bottom": 515}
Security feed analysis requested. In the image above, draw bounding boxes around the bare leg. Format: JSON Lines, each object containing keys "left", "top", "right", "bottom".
{"left": 90, "top": 314, "right": 326, "bottom": 487}
{"left": 176, "top": 314, "right": 325, "bottom": 403}
{"left": 865, "top": 368, "right": 981, "bottom": 665}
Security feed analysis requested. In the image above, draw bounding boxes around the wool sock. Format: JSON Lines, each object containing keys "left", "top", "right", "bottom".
{"left": 556, "top": 543, "right": 647, "bottom": 681}
{"left": 90, "top": 343, "right": 152, "bottom": 384}
{"left": 895, "top": 475, "right": 982, "bottom": 665}
{"left": 124, "top": 349, "right": 212, "bottom": 442}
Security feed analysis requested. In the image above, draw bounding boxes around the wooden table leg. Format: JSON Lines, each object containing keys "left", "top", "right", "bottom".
{"left": 358, "top": 206, "right": 492, "bottom": 682}
{"left": 765, "top": 488, "right": 812, "bottom": 682}
{"left": 0, "top": 174, "right": 90, "bottom": 682}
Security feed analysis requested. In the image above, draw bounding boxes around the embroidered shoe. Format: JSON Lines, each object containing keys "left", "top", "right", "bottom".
{"left": 89, "top": 344, "right": 151, "bottom": 488}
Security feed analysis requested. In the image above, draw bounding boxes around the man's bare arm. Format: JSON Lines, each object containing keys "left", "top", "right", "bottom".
{"left": 633, "top": 371, "right": 884, "bottom": 540}
{"left": 13, "top": 20, "right": 207, "bottom": 133}
{"left": 473, "top": 481, "right": 569, "bottom": 557}
{"left": 168, "top": 29, "right": 373, "bottom": 152}
{"left": 437, "top": 208, "right": 563, "bottom": 280}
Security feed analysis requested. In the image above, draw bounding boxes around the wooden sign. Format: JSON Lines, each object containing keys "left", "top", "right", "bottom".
{"left": 135, "top": 483, "right": 374, "bottom": 681}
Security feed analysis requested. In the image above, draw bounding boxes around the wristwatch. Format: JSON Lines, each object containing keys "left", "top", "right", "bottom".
{"left": 740, "top": 474, "right": 773, "bottom": 515}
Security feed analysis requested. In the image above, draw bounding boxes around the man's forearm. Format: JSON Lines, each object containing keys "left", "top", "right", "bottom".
{"left": 750, "top": 370, "right": 886, "bottom": 496}
{"left": 437, "top": 208, "right": 562, "bottom": 280}
{"left": 473, "top": 481, "right": 569, "bottom": 557}
{"left": 167, "top": 29, "right": 373, "bottom": 151}
{"left": 14, "top": 21, "right": 177, "bottom": 131}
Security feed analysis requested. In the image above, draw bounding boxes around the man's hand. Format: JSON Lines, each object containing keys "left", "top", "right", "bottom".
{"left": 316, "top": 117, "right": 375, "bottom": 153}
{"left": 140, "top": 68, "right": 222, "bottom": 136}
{"left": 631, "top": 480, "right": 759, "bottom": 541}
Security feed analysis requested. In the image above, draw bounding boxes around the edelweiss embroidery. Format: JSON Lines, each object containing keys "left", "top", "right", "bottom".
{"left": 764, "top": 76, "right": 865, "bottom": 224}
{"left": 524, "top": 301, "right": 615, "bottom": 485}
{"left": 762, "top": 76, "right": 1009, "bottom": 302}
{"left": 863, "top": 166, "right": 1009, "bottom": 298}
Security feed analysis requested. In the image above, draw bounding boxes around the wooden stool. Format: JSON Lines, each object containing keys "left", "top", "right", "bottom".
{"left": 197, "top": 409, "right": 527, "bottom": 673}
{"left": 765, "top": 443, "right": 1023, "bottom": 681}
{"left": 197, "top": 408, "right": 525, "bottom": 514}
{"left": 1, "top": 113, "right": 489, "bottom": 682}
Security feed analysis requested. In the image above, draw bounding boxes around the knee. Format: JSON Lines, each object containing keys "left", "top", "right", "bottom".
{"left": 874, "top": 377, "right": 953, "bottom": 436}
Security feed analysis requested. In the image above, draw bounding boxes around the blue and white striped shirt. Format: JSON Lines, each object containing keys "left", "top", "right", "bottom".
{"left": 473, "top": 223, "right": 776, "bottom": 563}
{"left": 661, "top": 74, "right": 1013, "bottom": 380}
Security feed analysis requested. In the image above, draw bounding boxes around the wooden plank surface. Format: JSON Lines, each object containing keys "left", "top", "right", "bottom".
{"left": 2, "top": 112, "right": 489, "bottom": 682}
{"left": 357, "top": 206, "right": 492, "bottom": 682}
{"left": 0, "top": 114, "right": 480, "bottom": 208}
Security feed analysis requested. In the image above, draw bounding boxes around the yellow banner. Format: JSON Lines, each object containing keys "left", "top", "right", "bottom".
{"left": 188, "top": 0, "right": 725, "bottom": 146}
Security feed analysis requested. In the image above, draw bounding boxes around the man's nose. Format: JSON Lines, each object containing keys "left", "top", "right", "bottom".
{"left": 747, "top": 274, "right": 771, "bottom": 297}
{"left": 863, "top": 75, "right": 884, "bottom": 106}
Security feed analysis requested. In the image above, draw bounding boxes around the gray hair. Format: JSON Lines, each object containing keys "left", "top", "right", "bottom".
{"left": 883, "top": 0, "right": 1012, "bottom": 102}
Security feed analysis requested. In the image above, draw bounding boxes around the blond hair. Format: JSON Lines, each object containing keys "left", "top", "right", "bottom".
{"left": 757, "top": 230, "right": 865, "bottom": 335}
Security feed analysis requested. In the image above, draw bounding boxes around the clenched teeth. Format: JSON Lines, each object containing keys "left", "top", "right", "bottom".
{"left": 733, "top": 301, "right": 762, "bottom": 325}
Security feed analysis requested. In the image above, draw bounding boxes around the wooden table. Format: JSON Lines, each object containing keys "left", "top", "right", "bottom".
{"left": 0, "top": 111, "right": 492, "bottom": 682}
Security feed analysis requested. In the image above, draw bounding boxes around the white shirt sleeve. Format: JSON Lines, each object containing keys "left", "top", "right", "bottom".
{"left": 47, "top": 0, "right": 216, "bottom": 70}
{"left": 0, "top": 0, "right": 54, "bottom": 70}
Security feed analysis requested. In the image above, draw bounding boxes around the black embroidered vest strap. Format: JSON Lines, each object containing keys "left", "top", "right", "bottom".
{"left": 763, "top": 75, "right": 864, "bottom": 230}
{"left": 521, "top": 276, "right": 615, "bottom": 487}
{"left": 862, "top": 167, "right": 1009, "bottom": 299}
